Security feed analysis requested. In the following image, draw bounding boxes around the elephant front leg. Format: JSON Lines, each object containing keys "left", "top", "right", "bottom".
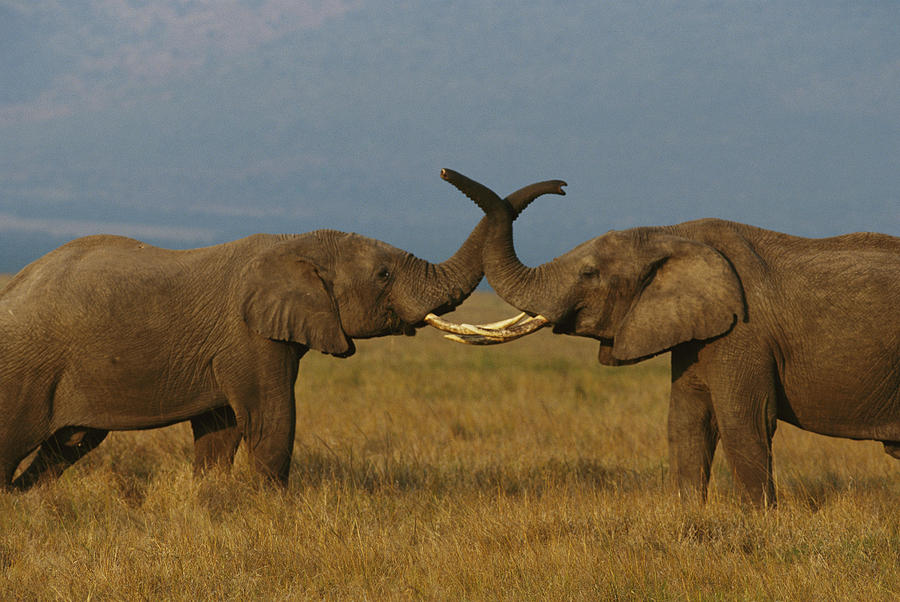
{"left": 191, "top": 406, "right": 241, "bottom": 474}
{"left": 668, "top": 378, "right": 719, "bottom": 503}
{"left": 235, "top": 395, "right": 296, "bottom": 485}
{"left": 717, "top": 423, "right": 775, "bottom": 507}
{"left": 216, "top": 347, "right": 300, "bottom": 487}
{"left": 710, "top": 381, "right": 778, "bottom": 508}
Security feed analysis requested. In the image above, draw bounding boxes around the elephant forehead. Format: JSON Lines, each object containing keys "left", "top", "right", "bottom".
{"left": 596, "top": 229, "right": 637, "bottom": 248}
{"left": 336, "top": 233, "right": 404, "bottom": 262}
{"left": 567, "top": 232, "right": 636, "bottom": 262}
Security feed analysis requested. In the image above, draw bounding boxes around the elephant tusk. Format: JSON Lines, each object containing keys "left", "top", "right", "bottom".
{"left": 476, "top": 314, "right": 550, "bottom": 340}
{"left": 424, "top": 312, "right": 529, "bottom": 336}
{"left": 442, "top": 333, "right": 501, "bottom": 345}
{"left": 426, "top": 313, "right": 550, "bottom": 344}
{"left": 424, "top": 313, "right": 497, "bottom": 336}
{"left": 478, "top": 312, "right": 527, "bottom": 329}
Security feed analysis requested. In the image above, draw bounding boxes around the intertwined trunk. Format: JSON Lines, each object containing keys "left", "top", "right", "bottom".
{"left": 479, "top": 203, "right": 563, "bottom": 320}
{"left": 400, "top": 174, "right": 568, "bottom": 320}
{"left": 442, "top": 169, "right": 567, "bottom": 321}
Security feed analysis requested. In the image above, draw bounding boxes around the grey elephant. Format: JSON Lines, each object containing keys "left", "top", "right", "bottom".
{"left": 431, "top": 172, "right": 900, "bottom": 507}
{"left": 0, "top": 171, "right": 566, "bottom": 490}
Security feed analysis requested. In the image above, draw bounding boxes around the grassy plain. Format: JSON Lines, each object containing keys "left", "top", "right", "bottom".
{"left": 1, "top": 289, "right": 899, "bottom": 600}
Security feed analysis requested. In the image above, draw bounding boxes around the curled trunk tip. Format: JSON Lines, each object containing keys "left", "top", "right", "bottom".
{"left": 441, "top": 168, "right": 567, "bottom": 219}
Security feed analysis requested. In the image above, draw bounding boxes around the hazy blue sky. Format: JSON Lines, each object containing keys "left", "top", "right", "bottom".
{"left": 1, "top": 1, "right": 898, "bottom": 272}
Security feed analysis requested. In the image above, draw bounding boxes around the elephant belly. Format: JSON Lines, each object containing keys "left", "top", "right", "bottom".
{"left": 778, "top": 362, "right": 900, "bottom": 441}
{"left": 52, "top": 354, "right": 226, "bottom": 431}
{"left": 774, "top": 264, "right": 900, "bottom": 440}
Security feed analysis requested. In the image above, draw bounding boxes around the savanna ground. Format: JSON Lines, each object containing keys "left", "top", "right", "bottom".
{"left": 1, "top": 287, "right": 899, "bottom": 600}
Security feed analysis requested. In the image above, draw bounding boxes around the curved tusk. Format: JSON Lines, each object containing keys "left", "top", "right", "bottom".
{"left": 428, "top": 314, "right": 550, "bottom": 344}
{"left": 477, "top": 314, "right": 549, "bottom": 339}
{"left": 424, "top": 313, "right": 497, "bottom": 336}
{"left": 442, "top": 333, "right": 487, "bottom": 344}
{"left": 424, "top": 312, "right": 534, "bottom": 337}
{"left": 479, "top": 312, "right": 527, "bottom": 330}
{"left": 443, "top": 333, "right": 501, "bottom": 345}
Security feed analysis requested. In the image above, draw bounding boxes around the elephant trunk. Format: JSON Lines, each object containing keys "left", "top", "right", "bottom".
{"left": 400, "top": 171, "right": 567, "bottom": 321}
{"left": 400, "top": 224, "right": 485, "bottom": 318}
{"left": 439, "top": 168, "right": 567, "bottom": 321}
{"left": 481, "top": 206, "right": 562, "bottom": 320}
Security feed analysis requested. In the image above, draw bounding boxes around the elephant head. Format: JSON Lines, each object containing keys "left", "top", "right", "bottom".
{"left": 429, "top": 178, "right": 746, "bottom": 364}
{"left": 239, "top": 170, "right": 567, "bottom": 357}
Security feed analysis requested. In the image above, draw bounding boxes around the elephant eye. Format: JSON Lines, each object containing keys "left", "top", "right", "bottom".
{"left": 376, "top": 267, "right": 391, "bottom": 281}
{"left": 580, "top": 266, "right": 598, "bottom": 279}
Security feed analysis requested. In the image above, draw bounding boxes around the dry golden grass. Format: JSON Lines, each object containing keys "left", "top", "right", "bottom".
{"left": 1, "top": 291, "right": 899, "bottom": 599}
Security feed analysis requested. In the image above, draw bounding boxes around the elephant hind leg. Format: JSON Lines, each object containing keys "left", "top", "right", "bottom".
{"left": 11, "top": 427, "right": 108, "bottom": 491}
{"left": 190, "top": 406, "right": 241, "bottom": 474}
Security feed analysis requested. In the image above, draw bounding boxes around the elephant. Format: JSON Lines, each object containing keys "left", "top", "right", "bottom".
{"left": 429, "top": 172, "right": 900, "bottom": 507}
{"left": 0, "top": 170, "right": 566, "bottom": 490}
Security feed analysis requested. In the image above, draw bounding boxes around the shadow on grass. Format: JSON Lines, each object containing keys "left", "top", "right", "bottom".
{"left": 779, "top": 471, "right": 900, "bottom": 512}
{"left": 290, "top": 446, "right": 663, "bottom": 497}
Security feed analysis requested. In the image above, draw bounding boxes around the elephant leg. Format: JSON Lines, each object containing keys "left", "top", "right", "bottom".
{"left": 214, "top": 347, "right": 300, "bottom": 486}
{"left": 668, "top": 365, "right": 719, "bottom": 503}
{"left": 12, "top": 427, "right": 108, "bottom": 491}
{"left": 716, "top": 423, "right": 775, "bottom": 508}
{"left": 233, "top": 393, "right": 296, "bottom": 485}
{"left": 708, "top": 362, "right": 778, "bottom": 508}
{"left": 190, "top": 406, "right": 241, "bottom": 474}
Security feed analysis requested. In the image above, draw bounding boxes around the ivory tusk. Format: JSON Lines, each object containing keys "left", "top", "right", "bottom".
{"left": 479, "top": 312, "right": 527, "bottom": 330}
{"left": 424, "top": 312, "right": 531, "bottom": 336}
{"left": 480, "top": 314, "right": 550, "bottom": 339}
{"left": 443, "top": 333, "right": 510, "bottom": 345}
{"left": 428, "top": 314, "right": 550, "bottom": 344}
{"left": 424, "top": 313, "right": 497, "bottom": 336}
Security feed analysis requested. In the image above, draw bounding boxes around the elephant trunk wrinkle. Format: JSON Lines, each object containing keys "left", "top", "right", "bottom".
{"left": 399, "top": 249, "right": 478, "bottom": 320}
{"left": 438, "top": 168, "right": 569, "bottom": 319}
{"left": 484, "top": 217, "right": 561, "bottom": 320}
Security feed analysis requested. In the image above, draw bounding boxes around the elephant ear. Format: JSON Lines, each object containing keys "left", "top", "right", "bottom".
{"left": 612, "top": 238, "right": 745, "bottom": 361}
{"left": 240, "top": 244, "right": 354, "bottom": 357}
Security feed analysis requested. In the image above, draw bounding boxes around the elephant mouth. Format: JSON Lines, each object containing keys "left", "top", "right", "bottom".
{"left": 553, "top": 320, "right": 615, "bottom": 345}
{"left": 397, "top": 322, "right": 417, "bottom": 336}
{"left": 386, "top": 309, "right": 417, "bottom": 336}
{"left": 348, "top": 310, "right": 416, "bottom": 339}
{"left": 550, "top": 309, "right": 579, "bottom": 335}
{"left": 551, "top": 309, "right": 614, "bottom": 343}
